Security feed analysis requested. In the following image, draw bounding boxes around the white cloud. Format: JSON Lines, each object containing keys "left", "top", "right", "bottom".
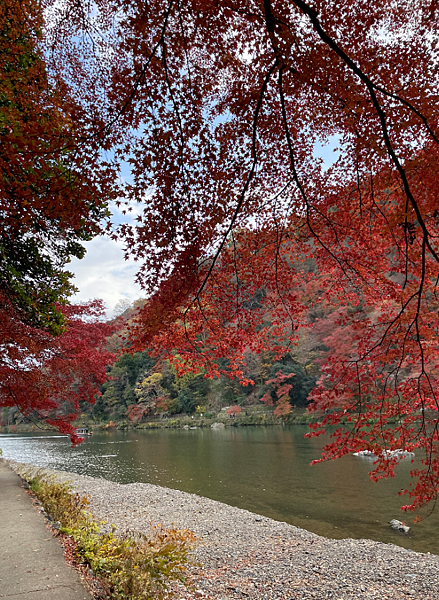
{"left": 69, "top": 236, "right": 143, "bottom": 318}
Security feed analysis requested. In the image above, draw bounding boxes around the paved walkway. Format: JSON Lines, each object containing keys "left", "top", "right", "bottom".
{"left": 0, "top": 459, "right": 91, "bottom": 599}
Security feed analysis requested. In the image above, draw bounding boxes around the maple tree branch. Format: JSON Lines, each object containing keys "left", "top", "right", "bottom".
{"left": 270, "top": 207, "right": 296, "bottom": 340}
{"left": 230, "top": 231, "right": 242, "bottom": 330}
{"left": 83, "top": 0, "right": 176, "bottom": 143}
{"left": 277, "top": 67, "right": 363, "bottom": 294}
{"left": 263, "top": 0, "right": 284, "bottom": 67}
{"left": 161, "top": 36, "right": 190, "bottom": 210}
{"left": 291, "top": 0, "right": 439, "bottom": 267}
{"left": 366, "top": 83, "right": 439, "bottom": 147}
{"left": 188, "top": 61, "right": 278, "bottom": 306}
{"left": 289, "top": 0, "right": 439, "bottom": 143}
{"left": 367, "top": 176, "right": 408, "bottom": 276}
{"left": 176, "top": 0, "right": 194, "bottom": 94}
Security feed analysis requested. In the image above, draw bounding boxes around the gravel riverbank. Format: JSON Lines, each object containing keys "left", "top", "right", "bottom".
{"left": 8, "top": 461, "right": 439, "bottom": 600}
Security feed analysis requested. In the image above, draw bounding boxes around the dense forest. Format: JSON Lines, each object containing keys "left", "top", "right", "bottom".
{"left": 0, "top": 312, "right": 318, "bottom": 428}
{"left": 83, "top": 284, "right": 335, "bottom": 424}
{"left": 89, "top": 347, "right": 317, "bottom": 423}
{"left": 0, "top": 255, "right": 345, "bottom": 429}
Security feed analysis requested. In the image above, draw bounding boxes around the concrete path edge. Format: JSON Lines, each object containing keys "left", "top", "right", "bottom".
{"left": 0, "top": 459, "right": 92, "bottom": 599}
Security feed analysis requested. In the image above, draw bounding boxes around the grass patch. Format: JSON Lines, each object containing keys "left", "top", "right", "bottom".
{"left": 27, "top": 473, "right": 196, "bottom": 600}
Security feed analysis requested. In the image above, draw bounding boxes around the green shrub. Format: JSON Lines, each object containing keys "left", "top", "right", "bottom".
{"left": 27, "top": 473, "right": 196, "bottom": 600}
{"left": 28, "top": 475, "right": 90, "bottom": 531}
{"left": 74, "top": 525, "right": 195, "bottom": 600}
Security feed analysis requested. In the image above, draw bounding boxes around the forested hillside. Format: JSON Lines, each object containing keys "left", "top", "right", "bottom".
{"left": 87, "top": 348, "right": 316, "bottom": 422}
{"left": 80, "top": 284, "right": 337, "bottom": 424}
{"left": 0, "top": 274, "right": 342, "bottom": 428}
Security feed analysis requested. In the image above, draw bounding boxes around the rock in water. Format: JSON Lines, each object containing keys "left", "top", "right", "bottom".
{"left": 390, "top": 519, "right": 410, "bottom": 534}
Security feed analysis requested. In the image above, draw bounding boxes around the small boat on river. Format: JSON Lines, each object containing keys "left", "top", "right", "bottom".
{"left": 76, "top": 427, "right": 93, "bottom": 436}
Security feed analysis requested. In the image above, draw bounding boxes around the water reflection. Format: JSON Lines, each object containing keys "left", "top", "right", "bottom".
{"left": 1, "top": 426, "right": 437, "bottom": 554}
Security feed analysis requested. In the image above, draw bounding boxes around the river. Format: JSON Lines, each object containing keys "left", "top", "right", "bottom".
{"left": 1, "top": 425, "right": 438, "bottom": 554}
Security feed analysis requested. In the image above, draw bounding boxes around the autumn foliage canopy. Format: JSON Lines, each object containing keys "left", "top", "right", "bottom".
{"left": 4, "top": 0, "right": 439, "bottom": 506}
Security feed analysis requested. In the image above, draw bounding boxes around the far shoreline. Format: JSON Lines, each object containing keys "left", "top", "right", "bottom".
{"left": 0, "top": 405, "right": 405, "bottom": 436}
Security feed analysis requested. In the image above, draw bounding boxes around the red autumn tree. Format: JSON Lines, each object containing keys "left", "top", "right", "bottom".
{"left": 20, "top": 0, "right": 439, "bottom": 507}
{"left": 226, "top": 405, "right": 242, "bottom": 417}
{"left": 0, "top": 298, "right": 115, "bottom": 444}
{"left": 261, "top": 371, "right": 296, "bottom": 417}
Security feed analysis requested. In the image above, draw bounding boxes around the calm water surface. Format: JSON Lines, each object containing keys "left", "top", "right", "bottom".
{"left": 1, "top": 426, "right": 438, "bottom": 554}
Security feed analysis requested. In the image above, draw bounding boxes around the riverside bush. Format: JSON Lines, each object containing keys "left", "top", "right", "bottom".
{"left": 28, "top": 474, "right": 90, "bottom": 530}
{"left": 27, "top": 473, "right": 196, "bottom": 600}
